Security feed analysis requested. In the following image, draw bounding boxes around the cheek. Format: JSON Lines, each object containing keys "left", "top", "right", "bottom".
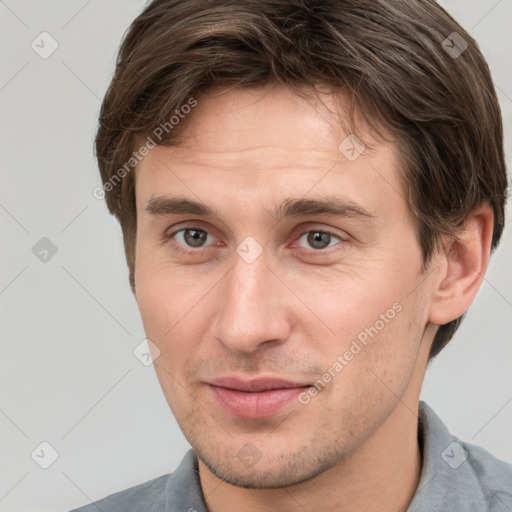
{"left": 293, "top": 263, "right": 416, "bottom": 341}
{"left": 134, "top": 259, "right": 216, "bottom": 378}
{"left": 135, "top": 271, "right": 184, "bottom": 383}
{"left": 308, "top": 298, "right": 424, "bottom": 435}
{"left": 291, "top": 258, "right": 426, "bottom": 391}
{"left": 345, "top": 290, "right": 425, "bottom": 390}
{"left": 135, "top": 254, "right": 198, "bottom": 336}
{"left": 135, "top": 275, "right": 170, "bottom": 341}
{"left": 135, "top": 269, "right": 201, "bottom": 412}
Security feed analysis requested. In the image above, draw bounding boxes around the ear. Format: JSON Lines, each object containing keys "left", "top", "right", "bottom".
{"left": 428, "top": 204, "right": 494, "bottom": 326}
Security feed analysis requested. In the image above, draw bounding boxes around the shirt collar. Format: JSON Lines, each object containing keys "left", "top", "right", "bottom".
{"left": 407, "top": 400, "right": 488, "bottom": 511}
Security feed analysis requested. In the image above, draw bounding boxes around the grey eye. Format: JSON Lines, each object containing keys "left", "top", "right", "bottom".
{"left": 298, "top": 231, "right": 341, "bottom": 250}
{"left": 176, "top": 228, "right": 210, "bottom": 248}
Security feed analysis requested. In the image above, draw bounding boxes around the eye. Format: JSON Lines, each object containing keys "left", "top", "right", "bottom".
{"left": 296, "top": 230, "right": 344, "bottom": 250}
{"left": 166, "top": 226, "right": 346, "bottom": 254}
{"left": 170, "top": 227, "right": 215, "bottom": 249}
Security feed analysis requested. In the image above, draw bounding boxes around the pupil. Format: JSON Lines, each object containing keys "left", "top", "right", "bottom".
{"left": 185, "top": 229, "right": 206, "bottom": 247}
{"left": 308, "top": 231, "right": 330, "bottom": 249}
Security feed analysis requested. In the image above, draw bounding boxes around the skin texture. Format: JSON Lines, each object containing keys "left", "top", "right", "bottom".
{"left": 133, "top": 84, "right": 493, "bottom": 512}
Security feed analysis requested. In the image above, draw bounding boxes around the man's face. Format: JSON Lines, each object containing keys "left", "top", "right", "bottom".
{"left": 134, "top": 85, "right": 435, "bottom": 488}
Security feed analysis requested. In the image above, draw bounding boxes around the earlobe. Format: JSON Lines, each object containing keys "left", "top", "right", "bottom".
{"left": 428, "top": 205, "right": 494, "bottom": 326}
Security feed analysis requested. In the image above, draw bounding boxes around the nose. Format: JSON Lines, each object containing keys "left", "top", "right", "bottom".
{"left": 211, "top": 249, "right": 292, "bottom": 354}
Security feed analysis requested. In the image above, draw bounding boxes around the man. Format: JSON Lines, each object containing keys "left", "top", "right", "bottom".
{"left": 72, "top": 0, "right": 511, "bottom": 510}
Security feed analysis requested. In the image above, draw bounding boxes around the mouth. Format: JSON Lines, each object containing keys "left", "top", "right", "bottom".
{"left": 206, "top": 376, "right": 311, "bottom": 419}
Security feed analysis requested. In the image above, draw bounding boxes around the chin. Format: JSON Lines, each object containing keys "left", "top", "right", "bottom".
{"left": 194, "top": 438, "right": 343, "bottom": 489}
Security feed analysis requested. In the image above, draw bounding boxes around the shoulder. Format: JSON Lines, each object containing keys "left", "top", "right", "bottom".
{"left": 462, "top": 439, "right": 512, "bottom": 509}
{"left": 412, "top": 402, "right": 512, "bottom": 511}
{"left": 67, "top": 449, "right": 202, "bottom": 512}
{"left": 68, "top": 473, "right": 170, "bottom": 512}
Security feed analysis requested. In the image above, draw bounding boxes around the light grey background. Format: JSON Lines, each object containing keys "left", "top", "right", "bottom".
{"left": 0, "top": 1, "right": 510, "bottom": 511}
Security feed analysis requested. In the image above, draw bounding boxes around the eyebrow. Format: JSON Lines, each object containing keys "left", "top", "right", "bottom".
{"left": 144, "top": 195, "right": 376, "bottom": 222}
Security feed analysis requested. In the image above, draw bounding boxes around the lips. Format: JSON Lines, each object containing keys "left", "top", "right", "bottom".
{"left": 207, "top": 376, "right": 311, "bottom": 419}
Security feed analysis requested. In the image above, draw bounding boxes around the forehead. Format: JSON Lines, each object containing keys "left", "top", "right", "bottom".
{"left": 156, "top": 84, "right": 373, "bottom": 156}
{"left": 134, "top": 85, "right": 406, "bottom": 221}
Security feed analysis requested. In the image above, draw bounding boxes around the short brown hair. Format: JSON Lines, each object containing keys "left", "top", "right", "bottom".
{"left": 95, "top": 0, "right": 507, "bottom": 359}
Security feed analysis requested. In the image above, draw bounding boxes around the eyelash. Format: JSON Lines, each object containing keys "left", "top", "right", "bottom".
{"left": 164, "top": 225, "right": 346, "bottom": 256}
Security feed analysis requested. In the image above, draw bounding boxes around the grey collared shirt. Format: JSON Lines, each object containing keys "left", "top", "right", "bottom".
{"left": 69, "top": 402, "right": 512, "bottom": 511}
